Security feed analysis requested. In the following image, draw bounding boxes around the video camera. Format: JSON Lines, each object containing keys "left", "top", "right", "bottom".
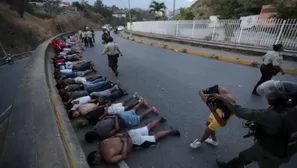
{"left": 242, "top": 120, "right": 258, "bottom": 138}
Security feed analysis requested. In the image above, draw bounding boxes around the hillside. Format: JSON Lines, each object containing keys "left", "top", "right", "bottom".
{"left": 0, "top": 3, "right": 102, "bottom": 56}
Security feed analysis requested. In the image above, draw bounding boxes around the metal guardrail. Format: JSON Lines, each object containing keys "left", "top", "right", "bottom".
{"left": 125, "top": 29, "right": 297, "bottom": 59}
{"left": 127, "top": 19, "right": 297, "bottom": 50}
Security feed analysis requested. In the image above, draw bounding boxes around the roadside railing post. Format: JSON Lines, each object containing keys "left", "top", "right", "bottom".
{"left": 164, "top": 21, "right": 167, "bottom": 35}
{"left": 211, "top": 23, "right": 216, "bottom": 40}
{"left": 175, "top": 20, "right": 179, "bottom": 37}
{"left": 191, "top": 20, "right": 195, "bottom": 38}
{"left": 275, "top": 20, "right": 286, "bottom": 44}
{"left": 237, "top": 24, "right": 243, "bottom": 43}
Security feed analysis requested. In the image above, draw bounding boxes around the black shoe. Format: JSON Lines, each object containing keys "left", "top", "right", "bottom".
{"left": 216, "top": 159, "right": 245, "bottom": 168}
{"left": 216, "top": 160, "right": 229, "bottom": 168}
{"left": 170, "top": 127, "right": 180, "bottom": 137}
{"left": 160, "top": 117, "right": 167, "bottom": 123}
{"left": 115, "top": 71, "right": 119, "bottom": 76}
{"left": 252, "top": 91, "right": 260, "bottom": 96}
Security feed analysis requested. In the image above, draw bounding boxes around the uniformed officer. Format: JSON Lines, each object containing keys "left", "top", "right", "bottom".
{"left": 212, "top": 80, "right": 297, "bottom": 168}
{"left": 102, "top": 37, "right": 123, "bottom": 76}
{"left": 252, "top": 44, "right": 285, "bottom": 95}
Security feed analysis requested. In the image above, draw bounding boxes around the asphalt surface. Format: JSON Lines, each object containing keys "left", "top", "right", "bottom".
{"left": 0, "top": 58, "right": 29, "bottom": 122}
{"left": 76, "top": 32, "right": 297, "bottom": 168}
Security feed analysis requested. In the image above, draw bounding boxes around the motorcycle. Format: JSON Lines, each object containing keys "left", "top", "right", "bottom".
{"left": 5, "top": 54, "right": 13, "bottom": 65}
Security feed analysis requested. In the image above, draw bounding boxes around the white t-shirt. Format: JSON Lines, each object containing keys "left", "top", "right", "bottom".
{"left": 263, "top": 51, "right": 283, "bottom": 66}
{"left": 107, "top": 103, "right": 125, "bottom": 114}
{"left": 63, "top": 48, "right": 71, "bottom": 52}
{"left": 86, "top": 31, "right": 93, "bottom": 38}
{"left": 60, "top": 69, "right": 72, "bottom": 73}
{"left": 74, "top": 77, "right": 87, "bottom": 83}
{"left": 65, "top": 62, "right": 73, "bottom": 69}
{"left": 71, "top": 96, "right": 91, "bottom": 110}
{"left": 82, "top": 32, "right": 86, "bottom": 38}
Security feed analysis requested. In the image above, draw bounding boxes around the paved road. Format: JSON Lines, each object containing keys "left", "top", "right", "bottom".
{"left": 0, "top": 58, "right": 29, "bottom": 122}
{"left": 76, "top": 32, "right": 297, "bottom": 168}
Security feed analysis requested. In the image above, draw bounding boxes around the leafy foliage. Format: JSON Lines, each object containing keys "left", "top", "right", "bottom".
{"left": 272, "top": 0, "right": 297, "bottom": 19}
{"left": 176, "top": 8, "right": 194, "bottom": 20}
{"left": 149, "top": 1, "right": 166, "bottom": 20}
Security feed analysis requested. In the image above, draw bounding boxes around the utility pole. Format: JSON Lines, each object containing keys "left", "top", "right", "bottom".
{"left": 128, "top": 0, "right": 132, "bottom": 36}
{"left": 172, "top": 0, "right": 175, "bottom": 20}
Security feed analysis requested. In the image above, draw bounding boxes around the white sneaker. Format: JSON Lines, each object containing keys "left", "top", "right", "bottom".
{"left": 132, "top": 92, "right": 139, "bottom": 99}
{"left": 204, "top": 138, "right": 219, "bottom": 146}
{"left": 190, "top": 139, "right": 201, "bottom": 149}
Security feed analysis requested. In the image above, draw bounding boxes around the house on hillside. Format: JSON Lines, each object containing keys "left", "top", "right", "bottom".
{"left": 112, "top": 10, "right": 126, "bottom": 18}
{"left": 59, "top": 2, "right": 70, "bottom": 8}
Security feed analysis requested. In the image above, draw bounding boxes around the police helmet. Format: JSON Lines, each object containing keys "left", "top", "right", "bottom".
{"left": 257, "top": 80, "right": 297, "bottom": 102}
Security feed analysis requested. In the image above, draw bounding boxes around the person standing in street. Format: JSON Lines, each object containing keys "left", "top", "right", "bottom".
{"left": 252, "top": 44, "right": 285, "bottom": 95}
{"left": 87, "top": 29, "right": 94, "bottom": 48}
{"left": 78, "top": 28, "right": 83, "bottom": 43}
{"left": 91, "top": 28, "right": 95, "bottom": 43}
{"left": 82, "top": 30, "right": 89, "bottom": 47}
{"left": 102, "top": 37, "right": 123, "bottom": 76}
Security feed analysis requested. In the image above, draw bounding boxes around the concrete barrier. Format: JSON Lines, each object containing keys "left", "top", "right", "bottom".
{"left": 0, "top": 51, "right": 33, "bottom": 66}
{"left": 118, "top": 34, "right": 297, "bottom": 75}
{"left": 0, "top": 32, "right": 89, "bottom": 168}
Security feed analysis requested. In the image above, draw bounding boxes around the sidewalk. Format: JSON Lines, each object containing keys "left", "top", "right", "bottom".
{"left": 119, "top": 32, "right": 297, "bottom": 75}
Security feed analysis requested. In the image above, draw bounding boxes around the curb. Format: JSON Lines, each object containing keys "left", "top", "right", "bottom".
{"left": 45, "top": 32, "right": 89, "bottom": 168}
{"left": 118, "top": 34, "right": 297, "bottom": 75}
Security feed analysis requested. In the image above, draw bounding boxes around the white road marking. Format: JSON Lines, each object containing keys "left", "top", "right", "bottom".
{"left": 118, "top": 160, "right": 130, "bottom": 168}
{"left": 0, "top": 105, "right": 12, "bottom": 118}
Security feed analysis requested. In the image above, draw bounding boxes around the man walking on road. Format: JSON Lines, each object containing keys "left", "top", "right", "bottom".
{"left": 102, "top": 37, "right": 123, "bottom": 76}
{"left": 87, "top": 29, "right": 94, "bottom": 48}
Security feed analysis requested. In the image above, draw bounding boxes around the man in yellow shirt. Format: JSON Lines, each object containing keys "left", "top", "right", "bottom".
{"left": 190, "top": 85, "right": 236, "bottom": 149}
{"left": 102, "top": 37, "right": 123, "bottom": 76}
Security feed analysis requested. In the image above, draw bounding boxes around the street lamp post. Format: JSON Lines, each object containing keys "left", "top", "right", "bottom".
{"left": 128, "top": 0, "right": 132, "bottom": 36}
{"left": 172, "top": 0, "right": 175, "bottom": 20}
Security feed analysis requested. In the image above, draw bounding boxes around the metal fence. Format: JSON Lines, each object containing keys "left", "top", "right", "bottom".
{"left": 127, "top": 19, "right": 297, "bottom": 50}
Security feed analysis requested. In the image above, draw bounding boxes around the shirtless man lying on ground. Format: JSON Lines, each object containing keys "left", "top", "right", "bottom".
{"left": 56, "top": 76, "right": 109, "bottom": 90}
{"left": 87, "top": 119, "right": 180, "bottom": 165}
{"left": 60, "top": 83, "right": 119, "bottom": 102}
{"left": 74, "top": 94, "right": 140, "bottom": 127}
{"left": 65, "top": 85, "right": 121, "bottom": 114}
{"left": 68, "top": 87, "right": 137, "bottom": 119}
{"left": 85, "top": 101, "right": 159, "bottom": 141}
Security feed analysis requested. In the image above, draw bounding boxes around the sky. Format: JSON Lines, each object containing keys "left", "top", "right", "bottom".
{"left": 64, "top": 0, "right": 196, "bottom": 10}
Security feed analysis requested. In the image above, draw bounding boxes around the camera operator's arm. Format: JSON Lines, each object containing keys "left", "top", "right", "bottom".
{"left": 219, "top": 98, "right": 281, "bottom": 127}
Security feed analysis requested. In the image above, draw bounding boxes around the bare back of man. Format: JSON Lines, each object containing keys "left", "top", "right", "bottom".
{"left": 100, "top": 135, "right": 133, "bottom": 163}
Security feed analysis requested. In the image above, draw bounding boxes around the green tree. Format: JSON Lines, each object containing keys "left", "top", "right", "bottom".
{"left": 93, "top": 0, "right": 112, "bottom": 21}
{"left": 176, "top": 8, "right": 194, "bottom": 20}
{"left": 72, "top": 1, "right": 85, "bottom": 11}
{"left": 44, "top": 1, "right": 61, "bottom": 17}
{"left": 130, "top": 9, "right": 139, "bottom": 21}
{"left": 149, "top": 1, "right": 167, "bottom": 20}
{"left": 273, "top": 0, "right": 297, "bottom": 19}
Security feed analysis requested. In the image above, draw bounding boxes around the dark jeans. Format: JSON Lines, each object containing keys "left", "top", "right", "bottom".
{"left": 73, "top": 61, "right": 93, "bottom": 71}
{"left": 86, "top": 81, "right": 114, "bottom": 93}
{"left": 92, "top": 35, "right": 95, "bottom": 43}
{"left": 84, "top": 37, "right": 89, "bottom": 47}
{"left": 88, "top": 37, "right": 94, "bottom": 47}
{"left": 108, "top": 55, "right": 119, "bottom": 73}
{"left": 252, "top": 64, "right": 277, "bottom": 92}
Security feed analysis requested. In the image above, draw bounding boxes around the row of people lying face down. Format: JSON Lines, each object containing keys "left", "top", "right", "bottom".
{"left": 53, "top": 34, "right": 181, "bottom": 166}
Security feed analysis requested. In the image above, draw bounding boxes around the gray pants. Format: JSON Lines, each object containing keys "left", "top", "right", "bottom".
{"left": 239, "top": 143, "right": 288, "bottom": 168}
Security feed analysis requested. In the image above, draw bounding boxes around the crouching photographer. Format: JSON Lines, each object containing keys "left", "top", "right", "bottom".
{"left": 210, "top": 80, "right": 297, "bottom": 168}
